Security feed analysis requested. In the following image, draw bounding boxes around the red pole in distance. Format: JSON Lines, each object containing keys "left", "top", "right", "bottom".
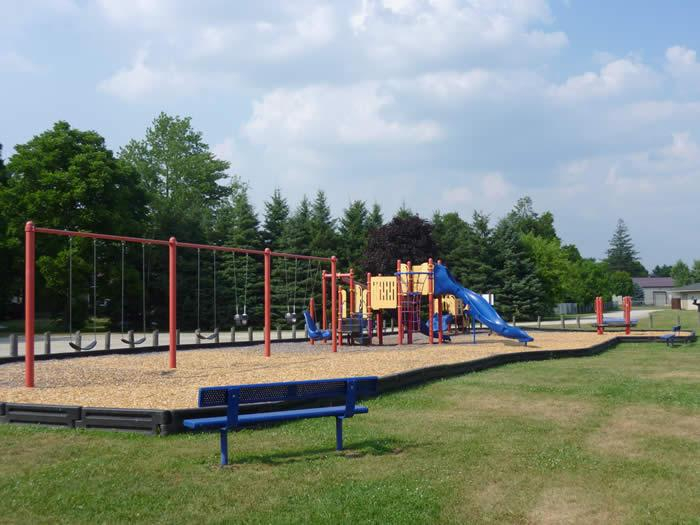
{"left": 438, "top": 297, "right": 444, "bottom": 344}
{"left": 264, "top": 248, "right": 271, "bottom": 357}
{"left": 168, "top": 237, "right": 177, "bottom": 368}
{"left": 366, "top": 272, "right": 373, "bottom": 345}
{"left": 349, "top": 268, "right": 355, "bottom": 314}
{"left": 377, "top": 311, "right": 383, "bottom": 345}
{"left": 397, "top": 259, "right": 403, "bottom": 345}
{"left": 624, "top": 296, "right": 631, "bottom": 335}
{"left": 331, "top": 256, "right": 338, "bottom": 352}
{"left": 321, "top": 270, "right": 327, "bottom": 331}
{"left": 595, "top": 296, "right": 604, "bottom": 335}
{"left": 25, "top": 221, "right": 35, "bottom": 387}
{"left": 428, "top": 258, "right": 434, "bottom": 344}
{"left": 407, "top": 261, "right": 413, "bottom": 344}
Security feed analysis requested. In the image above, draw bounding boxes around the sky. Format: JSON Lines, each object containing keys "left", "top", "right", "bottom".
{"left": 2, "top": 0, "right": 699, "bottom": 269}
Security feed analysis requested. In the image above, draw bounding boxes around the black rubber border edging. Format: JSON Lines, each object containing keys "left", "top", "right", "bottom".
{"left": 1, "top": 333, "right": 695, "bottom": 435}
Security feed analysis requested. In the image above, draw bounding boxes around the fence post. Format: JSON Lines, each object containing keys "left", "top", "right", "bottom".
{"left": 230, "top": 326, "right": 235, "bottom": 343}
{"left": 105, "top": 331, "right": 111, "bottom": 351}
{"left": 127, "top": 330, "right": 135, "bottom": 349}
{"left": 248, "top": 326, "right": 253, "bottom": 342}
{"left": 677, "top": 314, "right": 681, "bottom": 327}
{"left": 74, "top": 331, "right": 82, "bottom": 352}
{"left": 390, "top": 317, "right": 394, "bottom": 333}
{"left": 537, "top": 316, "right": 541, "bottom": 328}
{"left": 649, "top": 313, "right": 654, "bottom": 329}
{"left": 44, "top": 332, "right": 51, "bottom": 355}
{"left": 176, "top": 329, "right": 181, "bottom": 346}
{"left": 10, "top": 334, "right": 18, "bottom": 357}
{"left": 512, "top": 315, "right": 516, "bottom": 326}
{"left": 214, "top": 328, "right": 219, "bottom": 344}
{"left": 277, "top": 327, "right": 282, "bottom": 340}
{"left": 292, "top": 325, "right": 297, "bottom": 339}
{"left": 153, "top": 329, "right": 159, "bottom": 348}
{"left": 560, "top": 314, "right": 565, "bottom": 329}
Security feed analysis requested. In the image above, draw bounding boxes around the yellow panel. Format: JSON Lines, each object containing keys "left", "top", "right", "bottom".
{"left": 434, "top": 295, "right": 464, "bottom": 316}
{"left": 370, "top": 276, "right": 397, "bottom": 309}
{"left": 339, "top": 289, "right": 347, "bottom": 318}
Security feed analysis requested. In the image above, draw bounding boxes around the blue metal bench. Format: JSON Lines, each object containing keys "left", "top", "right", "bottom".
{"left": 659, "top": 325, "right": 682, "bottom": 347}
{"left": 183, "top": 377, "right": 378, "bottom": 465}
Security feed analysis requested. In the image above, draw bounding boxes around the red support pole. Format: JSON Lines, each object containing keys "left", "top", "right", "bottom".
{"left": 264, "top": 248, "right": 271, "bottom": 357}
{"left": 366, "top": 272, "right": 372, "bottom": 345}
{"left": 168, "top": 237, "right": 177, "bottom": 368}
{"left": 331, "top": 256, "right": 338, "bottom": 352}
{"left": 309, "top": 297, "right": 315, "bottom": 345}
{"left": 624, "top": 296, "right": 631, "bottom": 335}
{"left": 377, "top": 311, "right": 383, "bottom": 345}
{"left": 438, "top": 296, "right": 444, "bottom": 344}
{"left": 397, "top": 259, "right": 403, "bottom": 345}
{"left": 428, "top": 258, "right": 434, "bottom": 344}
{"left": 25, "top": 221, "right": 35, "bottom": 387}
{"left": 595, "top": 296, "right": 604, "bottom": 335}
{"left": 321, "top": 270, "right": 327, "bottom": 331}
{"left": 349, "top": 269, "right": 355, "bottom": 314}
{"left": 407, "top": 261, "right": 413, "bottom": 344}
{"left": 338, "top": 288, "right": 343, "bottom": 347}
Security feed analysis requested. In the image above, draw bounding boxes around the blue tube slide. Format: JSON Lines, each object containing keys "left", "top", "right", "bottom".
{"left": 432, "top": 264, "right": 533, "bottom": 343}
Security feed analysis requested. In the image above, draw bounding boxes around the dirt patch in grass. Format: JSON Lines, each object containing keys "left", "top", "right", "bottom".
{"left": 648, "top": 370, "right": 700, "bottom": 381}
{"left": 588, "top": 405, "right": 700, "bottom": 459}
{"left": 528, "top": 486, "right": 626, "bottom": 525}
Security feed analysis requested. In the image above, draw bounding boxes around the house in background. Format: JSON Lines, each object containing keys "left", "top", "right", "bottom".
{"left": 671, "top": 283, "right": 700, "bottom": 310}
{"left": 632, "top": 277, "right": 675, "bottom": 306}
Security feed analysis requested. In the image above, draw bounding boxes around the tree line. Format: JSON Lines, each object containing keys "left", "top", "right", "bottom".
{"left": 0, "top": 114, "right": 647, "bottom": 330}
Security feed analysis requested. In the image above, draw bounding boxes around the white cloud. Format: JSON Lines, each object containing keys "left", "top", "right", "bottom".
{"left": 243, "top": 83, "right": 442, "bottom": 145}
{"left": 96, "top": 0, "right": 171, "bottom": 28}
{"left": 441, "top": 172, "right": 513, "bottom": 206}
{"left": 665, "top": 45, "right": 700, "bottom": 87}
{"left": 97, "top": 48, "right": 200, "bottom": 100}
{"left": 349, "top": 0, "right": 567, "bottom": 67}
{"left": 0, "top": 51, "right": 40, "bottom": 73}
{"left": 549, "top": 58, "right": 658, "bottom": 100}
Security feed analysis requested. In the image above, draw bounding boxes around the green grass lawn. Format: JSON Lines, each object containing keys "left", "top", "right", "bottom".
{"left": 0, "top": 317, "right": 111, "bottom": 335}
{"left": 637, "top": 309, "right": 700, "bottom": 331}
{"left": 1, "top": 342, "right": 698, "bottom": 524}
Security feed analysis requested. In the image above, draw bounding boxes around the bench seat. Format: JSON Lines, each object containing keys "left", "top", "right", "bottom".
{"left": 183, "top": 405, "right": 369, "bottom": 430}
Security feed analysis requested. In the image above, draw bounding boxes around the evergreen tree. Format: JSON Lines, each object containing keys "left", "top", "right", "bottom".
{"left": 261, "top": 188, "right": 289, "bottom": 249}
{"left": 432, "top": 212, "right": 471, "bottom": 280}
{"left": 504, "top": 196, "right": 558, "bottom": 240}
{"left": 671, "top": 260, "right": 692, "bottom": 286}
{"left": 605, "top": 218, "right": 647, "bottom": 277}
{"left": 394, "top": 201, "right": 413, "bottom": 220}
{"left": 309, "top": 190, "right": 337, "bottom": 258}
{"left": 367, "top": 203, "right": 384, "bottom": 231}
{"left": 338, "top": 200, "right": 369, "bottom": 272}
{"left": 691, "top": 260, "right": 700, "bottom": 283}
{"left": 455, "top": 211, "right": 497, "bottom": 293}
{"left": 492, "top": 222, "right": 547, "bottom": 319}
{"left": 651, "top": 264, "right": 673, "bottom": 277}
{"left": 218, "top": 177, "right": 264, "bottom": 327}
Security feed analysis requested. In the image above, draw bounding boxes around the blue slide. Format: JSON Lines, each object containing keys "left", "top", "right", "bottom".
{"left": 419, "top": 314, "right": 453, "bottom": 341}
{"left": 433, "top": 264, "right": 533, "bottom": 343}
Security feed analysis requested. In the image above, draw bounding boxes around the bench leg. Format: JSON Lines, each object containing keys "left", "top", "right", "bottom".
{"left": 336, "top": 417, "right": 343, "bottom": 451}
{"left": 220, "top": 430, "right": 229, "bottom": 466}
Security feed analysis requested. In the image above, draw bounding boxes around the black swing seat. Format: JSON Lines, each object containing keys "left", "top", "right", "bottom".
{"left": 121, "top": 335, "right": 147, "bottom": 345}
{"left": 69, "top": 339, "right": 97, "bottom": 351}
{"left": 196, "top": 329, "right": 218, "bottom": 341}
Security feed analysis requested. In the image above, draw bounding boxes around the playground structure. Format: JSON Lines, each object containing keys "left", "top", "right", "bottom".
{"left": 311, "top": 258, "right": 533, "bottom": 347}
{"left": 595, "top": 295, "right": 634, "bottom": 335}
{"left": 22, "top": 222, "right": 337, "bottom": 388}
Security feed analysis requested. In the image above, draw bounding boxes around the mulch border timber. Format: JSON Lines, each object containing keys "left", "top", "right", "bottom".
{"left": 0, "top": 332, "right": 695, "bottom": 435}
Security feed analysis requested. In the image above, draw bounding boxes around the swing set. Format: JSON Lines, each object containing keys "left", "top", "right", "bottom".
{"left": 22, "top": 222, "right": 337, "bottom": 388}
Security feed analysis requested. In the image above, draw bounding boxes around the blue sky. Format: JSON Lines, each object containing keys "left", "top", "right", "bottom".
{"left": 2, "top": 0, "right": 699, "bottom": 269}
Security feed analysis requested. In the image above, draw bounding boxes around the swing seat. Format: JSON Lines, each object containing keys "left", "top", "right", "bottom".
{"left": 303, "top": 311, "right": 332, "bottom": 341}
{"left": 196, "top": 330, "right": 218, "bottom": 341}
{"left": 121, "top": 336, "right": 147, "bottom": 345}
{"left": 69, "top": 339, "right": 97, "bottom": 351}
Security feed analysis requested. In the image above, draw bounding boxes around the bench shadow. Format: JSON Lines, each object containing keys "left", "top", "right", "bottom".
{"left": 231, "top": 437, "right": 415, "bottom": 466}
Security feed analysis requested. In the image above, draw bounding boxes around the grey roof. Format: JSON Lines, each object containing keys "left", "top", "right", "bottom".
{"left": 672, "top": 282, "right": 700, "bottom": 292}
{"left": 632, "top": 277, "right": 674, "bottom": 288}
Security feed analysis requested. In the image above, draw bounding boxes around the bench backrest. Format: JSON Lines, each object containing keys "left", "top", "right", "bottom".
{"left": 198, "top": 377, "right": 378, "bottom": 408}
